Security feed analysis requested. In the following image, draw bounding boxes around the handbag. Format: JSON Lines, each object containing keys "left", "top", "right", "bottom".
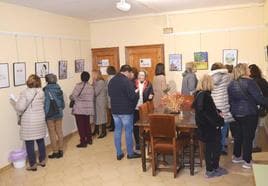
{"left": 46, "top": 91, "right": 60, "bottom": 118}
{"left": 17, "top": 92, "right": 38, "bottom": 125}
{"left": 237, "top": 80, "right": 268, "bottom": 117}
{"left": 69, "top": 83, "right": 86, "bottom": 108}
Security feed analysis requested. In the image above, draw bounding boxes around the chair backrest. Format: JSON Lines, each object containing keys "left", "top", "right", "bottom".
{"left": 181, "top": 95, "right": 194, "bottom": 111}
{"left": 146, "top": 101, "right": 154, "bottom": 113}
{"left": 139, "top": 103, "right": 149, "bottom": 122}
{"left": 149, "top": 114, "right": 176, "bottom": 138}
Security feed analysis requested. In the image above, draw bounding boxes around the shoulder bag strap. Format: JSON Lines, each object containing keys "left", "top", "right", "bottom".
{"left": 78, "top": 83, "right": 86, "bottom": 97}
{"left": 20, "top": 91, "right": 38, "bottom": 116}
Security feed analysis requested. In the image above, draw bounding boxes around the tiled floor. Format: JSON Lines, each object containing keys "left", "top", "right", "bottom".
{"left": 0, "top": 127, "right": 267, "bottom": 186}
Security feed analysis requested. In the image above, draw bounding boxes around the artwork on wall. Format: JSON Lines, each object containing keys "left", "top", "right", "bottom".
{"left": 75, "top": 59, "right": 85, "bottom": 73}
{"left": 169, "top": 54, "right": 182, "bottom": 71}
{"left": 223, "top": 49, "right": 238, "bottom": 66}
{"left": 59, "top": 60, "right": 67, "bottom": 79}
{"left": 13, "top": 62, "right": 26, "bottom": 86}
{"left": 35, "top": 62, "right": 49, "bottom": 78}
{"left": 194, "top": 51, "right": 208, "bottom": 70}
{"left": 0, "top": 63, "right": 10, "bottom": 89}
{"left": 139, "top": 58, "right": 152, "bottom": 68}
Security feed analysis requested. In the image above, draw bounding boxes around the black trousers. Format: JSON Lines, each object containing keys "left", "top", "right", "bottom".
{"left": 133, "top": 110, "right": 140, "bottom": 149}
{"left": 204, "top": 131, "right": 221, "bottom": 172}
{"left": 25, "top": 138, "right": 46, "bottom": 167}
{"left": 233, "top": 115, "right": 258, "bottom": 163}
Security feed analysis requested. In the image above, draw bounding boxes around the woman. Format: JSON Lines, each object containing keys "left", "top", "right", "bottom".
{"left": 133, "top": 70, "right": 154, "bottom": 150}
{"left": 192, "top": 74, "right": 227, "bottom": 178}
{"left": 70, "top": 71, "right": 94, "bottom": 147}
{"left": 209, "top": 63, "right": 234, "bottom": 155}
{"left": 43, "top": 73, "right": 65, "bottom": 159}
{"left": 249, "top": 64, "right": 268, "bottom": 152}
{"left": 228, "top": 63, "right": 268, "bottom": 169}
{"left": 181, "top": 62, "right": 198, "bottom": 95}
{"left": 106, "top": 66, "right": 116, "bottom": 132}
{"left": 12, "top": 74, "right": 46, "bottom": 171}
{"left": 152, "top": 63, "right": 168, "bottom": 112}
{"left": 92, "top": 70, "right": 108, "bottom": 139}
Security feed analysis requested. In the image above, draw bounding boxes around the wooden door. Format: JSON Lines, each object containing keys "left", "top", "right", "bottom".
{"left": 125, "top": 44, "right": 164, "bottom": 82}
{"left": 91, "top": 47, "right": 120, "bottom": 78}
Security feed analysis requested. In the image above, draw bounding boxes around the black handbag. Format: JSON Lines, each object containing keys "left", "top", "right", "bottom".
{"left": 46, "top": 91, "right": 60, "bottom": 118}
{"left": 69, "top": 83, "right": 86, "bottom": 108}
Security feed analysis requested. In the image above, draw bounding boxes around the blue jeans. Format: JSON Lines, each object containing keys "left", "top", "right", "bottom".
{"left": 221, "top": 122, "right": 229, "bottom": 151}
{"left": 112, "top": 114, "right": 134, "bottom": 156}
{"left": 25, "top": 138, "right": 46, "bottom": 166}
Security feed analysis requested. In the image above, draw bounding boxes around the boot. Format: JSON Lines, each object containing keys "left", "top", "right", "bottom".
{"left": 57, "top": 150, "right": 63, "bottom": 158}
{"left": 92, "top": 125, "right": 99, "bottom": 136}
{"left": 98, "top": 124, "right": 107, "bottom": 139}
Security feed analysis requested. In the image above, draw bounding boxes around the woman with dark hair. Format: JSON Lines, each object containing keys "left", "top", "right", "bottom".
{"left": 43, "top": 73, "right": 65, "bottom": 159}
{"left": 249, "top": 64, "right": 268, "bottom": 152}
{"left": 106, "top": 66, "right": 117, "bottom": 131}
{"left": 92, "top": 70, "right": 108, "bottom": 138}
{"left": 152, "top": 63, "right": 168, "bottom": 112}
{"left": 11, "top": 74, "right": 46, "bottom": 171}
{"left": 70, "top": 71, "right": 95, "bottom": 147}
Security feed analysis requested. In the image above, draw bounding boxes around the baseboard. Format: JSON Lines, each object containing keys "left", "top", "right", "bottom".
{"left": 0, "top": 131, "right": 77, "bottom": 172}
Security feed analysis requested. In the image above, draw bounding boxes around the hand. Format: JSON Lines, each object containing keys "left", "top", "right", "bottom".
{"left": 135, "top": 89, "right": 139, "bottom": 93}
{"left": 148, "top": 94, "right": 153, "bottom": 99}
{"left": 219, "top": 112, "right": 224, "bottom": 118}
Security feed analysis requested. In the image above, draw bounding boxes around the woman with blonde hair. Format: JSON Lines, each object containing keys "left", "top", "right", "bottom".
{"left": 192, "top": 74, "right": 226, "bottom": 178}
{"left": 228, "top": 63, "right": 268, "bottom": 169}
{"left": 11, "top": 74, "right": 47, "bottom": 171}
{"left": 92, "top": 70, "right": 108, "bottom": 138}
{"left": 181, "top": 62, "right": 198, "bottom": 95}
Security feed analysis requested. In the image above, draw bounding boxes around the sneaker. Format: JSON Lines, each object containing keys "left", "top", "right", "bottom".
{"left": 242, "top": 162, "right": 252, "bottom": 169}
{"left": 232, "top": 156, "right": 244, "bottom": 164}
{"left": 26, "top": 164, "right": 37, "bottom": 171}
{"left": 48, "top": 152, "right": 59, "bottom": 159}
{"left": 57, "top": 150, "right": 63, "bottom": 158}
{"left": 37, "top": 160, "right": 46, "bottom": 167}
{"left": 215, "top": 167, "right": 228, "bottom": 175}
{"left": 205, "top": 170, "right": 222, "bottom": 178}
{"left": 127, "top": 152, "right": 141, "bottom": 159}
{"left": 252, "top": 147, "right": 262, "bottom": 153}
{"left": 117, "top": 153, "right": 124, "bottom": 160}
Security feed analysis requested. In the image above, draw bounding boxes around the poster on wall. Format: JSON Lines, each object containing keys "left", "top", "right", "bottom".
{"left": 59, "top": 60, "right": 67, "bottom": 79}
{"left": 98, "top": 59, "right": 109, "bottom": 67}
{"left": 194, "top": 52, "right": 208, "bottom": 70}
{"left": 223, "top": 49, "right": 238, "bottom": 66}
{"left": 169, "top": 54, "right": 182, "bottom": 71}
{"left": 0, "top": 63, "right": 10, "bottom": 88}
{"left": 75, "top": 59, "right": 85, "bottom": 73}
{"left": 13, "top": 62, "right": 26, "bottom": 86}
{"left": 35, "top": 62, "right": 49, "bottom": 78}
{"left": 140, "top": 58, "right": 152, "bottom": 68}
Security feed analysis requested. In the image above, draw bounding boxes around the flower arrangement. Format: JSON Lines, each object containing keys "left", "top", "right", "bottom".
{"left": 161, "top": 92, "right": 184, "bottom": 113}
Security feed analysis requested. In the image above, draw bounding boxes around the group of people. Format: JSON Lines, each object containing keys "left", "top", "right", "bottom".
{"left": 191, "top": 62, "right": 268, "bottom": 178}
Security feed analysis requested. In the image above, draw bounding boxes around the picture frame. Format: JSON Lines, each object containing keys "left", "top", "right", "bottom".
{"left": 13, "top": 62, "right": 26, "bottom": 86}
{"left": 35, "top": 62, "right": 49, "bottom": 78}
{"left": 169, "top": 54, "right": 182, "bottom": 71}
{"left": 75, "top": 59, "right": 85, "bottom": 73}
{"left": 194, "top": 52, "right": 208, "bottom": 70}
{"left": 0, "top": 63, "right": 10, "bottom": 89}
{"left": 223, "top": 49, "right": 238, "bottom": 66}
{"left": 59, "top": 60, "right": 67, "bottom": 79}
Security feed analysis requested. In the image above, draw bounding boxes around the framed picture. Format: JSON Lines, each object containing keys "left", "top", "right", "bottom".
{"left": 75, "top": 59, "right": 85, "bottom": 73}
{"left": 13, "top": 62, "right": 26, "bottom": 86}
{"left": 0, "top": 63, "right": 10, "bottom": 88}
{"left": 194, "top": 52, "right": 208, "bottom": 70}
{"left": 223, "top": 49, "right": 238, "bottom": 66}
{"left": 59, "top": 60, "right": 67, "bottom": 79}
{"left": 169, "top": 54, "right": 182, "bottom": 71}
{"left": 35, "top": 62, "right": 49, "bottom": 78}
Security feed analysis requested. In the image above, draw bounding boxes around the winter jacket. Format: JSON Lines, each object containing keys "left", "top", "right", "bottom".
{"left": 192, "top": 90, "right": 224, "bottom": 142}
{"left": 228, "top": 77, "right": 268, "bottom": 117}
{"left": 209, "top": 69, "right": 234, "bottom": 123}
{"left": 43, "top": 83, "right": 65, "bottom": 120}
{"left": 181, "top": 71, "right": 198, "bottom": 95}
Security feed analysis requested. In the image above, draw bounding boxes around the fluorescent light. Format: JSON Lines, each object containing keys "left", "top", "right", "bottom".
{"left": 116, "top": 0, "right": 131, "bottom": 12}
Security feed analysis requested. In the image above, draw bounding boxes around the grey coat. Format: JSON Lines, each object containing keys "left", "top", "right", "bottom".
{"left": 106, "top": 75, "right": 115, "bottom": 109}
{"left": 209, "top": 69, "right": 234, "bottom": 123}
{"left": 15, "top": 88, "right": 46, "bottom": 141}
{"left": 94, "top": 80, "right": 108, "bottom": 125}
{"left": 181, "top": 71, "right": 198, "bottom": 95}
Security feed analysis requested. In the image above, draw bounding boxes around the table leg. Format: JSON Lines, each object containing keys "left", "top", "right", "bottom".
{"left": 190, "top": 132, "right": 195, "bottom": 175}
{"left": 139, "top": 127, "right": 146, "bottom": 172}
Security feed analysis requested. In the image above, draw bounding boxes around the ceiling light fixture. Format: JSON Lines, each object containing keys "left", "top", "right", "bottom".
{"left": 116, "top": 0, "right": 131, "bottom": 12}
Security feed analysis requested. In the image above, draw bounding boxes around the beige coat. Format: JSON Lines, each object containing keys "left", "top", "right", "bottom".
{"left": 94, "top": 80, "right": 107, "bottom": 125}
{"left": 152, "top": 75, "right": 167, "bottom": 112}
{"left": 15, "top": 88, "right": 46, "bottom": 141}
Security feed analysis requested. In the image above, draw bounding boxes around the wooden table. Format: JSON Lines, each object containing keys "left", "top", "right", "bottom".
{"left": 135, "top": 111, "right": 197, "bottom": 175}
{"left": 253, "top": 164, "right": 268, "bottom": 186}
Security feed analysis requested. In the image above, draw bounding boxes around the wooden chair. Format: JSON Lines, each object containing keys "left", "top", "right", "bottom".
{"left": 146, "top": 101, "right": 154, "bottom": 113}
{"left": 149, "top": 114, "right": 181, "bottom": 178}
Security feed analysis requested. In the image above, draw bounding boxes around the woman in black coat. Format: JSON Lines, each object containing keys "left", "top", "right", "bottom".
{"left": 192, "top": 74, "right": 226, "bottom": 178}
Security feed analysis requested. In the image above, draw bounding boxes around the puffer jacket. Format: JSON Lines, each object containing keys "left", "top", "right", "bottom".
{"left": 228, "top": 77, "right": 268, "bottom": 117}
{"left": 43, "top": 83, "right": 65, "bottom": 120}
{"left": 209, "top": 69, "right": 234, "bottom": 123}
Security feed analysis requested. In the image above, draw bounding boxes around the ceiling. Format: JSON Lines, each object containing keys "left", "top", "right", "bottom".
{"left": 0, "top": 0, "right": 264, "bottom": 21}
